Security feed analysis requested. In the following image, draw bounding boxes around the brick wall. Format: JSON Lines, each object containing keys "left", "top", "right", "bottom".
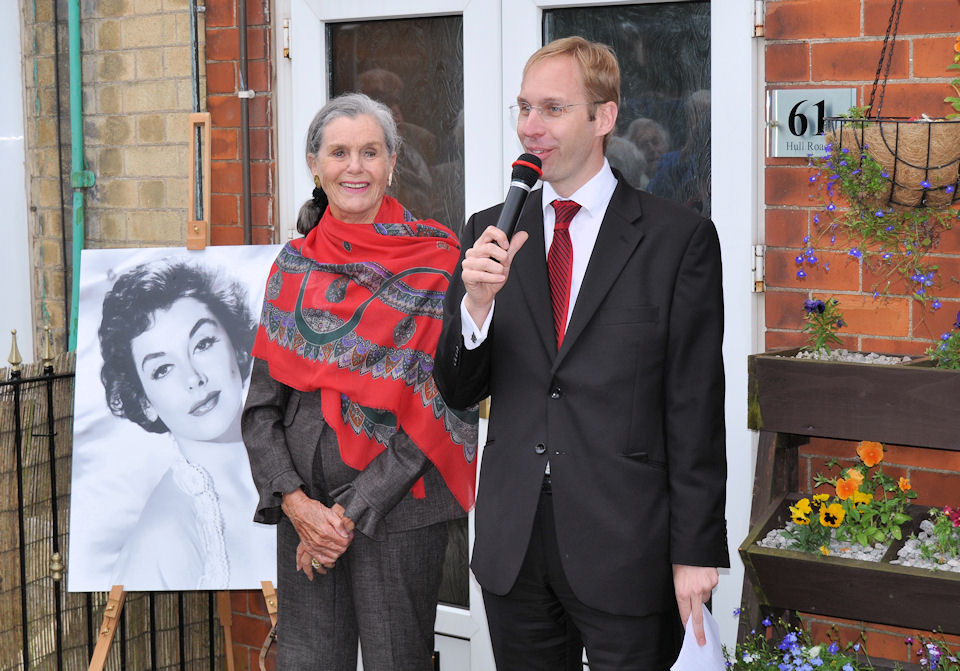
{"left": 205, "top": 0, "right": 276, "bottom": 246}
{"left": 762, "top": 0, "right": 960, "bottom": 656}
{"left": 21, "top": 0, "right": 200, "bottom": 351}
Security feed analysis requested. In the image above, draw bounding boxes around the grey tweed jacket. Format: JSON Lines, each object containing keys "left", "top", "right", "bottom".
{"left": 241, "top": 358, "right": 465, "bottom": 540}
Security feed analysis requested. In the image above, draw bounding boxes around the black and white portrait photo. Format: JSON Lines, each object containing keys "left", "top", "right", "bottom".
{"left": 68, "top": 245, "right": 281, "bottom": 592}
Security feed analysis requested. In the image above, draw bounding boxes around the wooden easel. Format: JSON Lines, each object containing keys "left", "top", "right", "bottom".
{"left": 87, "top": 587, "right": 241, "bottom": 671}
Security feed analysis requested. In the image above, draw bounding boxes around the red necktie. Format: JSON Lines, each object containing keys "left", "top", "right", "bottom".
{"left": 548, "top": 199, "right": 581, "bottom": 347}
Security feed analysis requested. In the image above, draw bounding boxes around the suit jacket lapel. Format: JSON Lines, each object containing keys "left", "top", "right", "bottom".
{"left": 553, "top": 181, "right": 645, "bottom": 370}
{"left": 511, "top": 189, "right": 557, "bottom": 355}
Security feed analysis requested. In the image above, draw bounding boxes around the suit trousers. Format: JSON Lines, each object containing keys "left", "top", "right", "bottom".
{"left": 275, "top": 515, "right": 448, "bottom": 670}
{"left": 482, "top": 486, "right": 683, "bottom": 671}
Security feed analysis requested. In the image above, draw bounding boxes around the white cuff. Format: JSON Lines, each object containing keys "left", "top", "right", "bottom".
{"left": 460, "top": 297, "right": 493, "bottom": 350}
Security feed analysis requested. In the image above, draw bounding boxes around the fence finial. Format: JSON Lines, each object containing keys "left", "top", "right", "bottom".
{"left": 8, "top": 329, "right": 22, "bottom": 372}
{"left": 42, "top": 326, "right": 54, "bottom": 367}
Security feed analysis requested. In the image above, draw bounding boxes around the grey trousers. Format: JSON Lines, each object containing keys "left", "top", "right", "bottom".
{"left": 276, "top": 516, "right": 448, "bottom": 670}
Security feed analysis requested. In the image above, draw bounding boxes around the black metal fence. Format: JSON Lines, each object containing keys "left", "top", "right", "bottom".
{"left": 1, "top": 347, "right": 223, "bottom": 670}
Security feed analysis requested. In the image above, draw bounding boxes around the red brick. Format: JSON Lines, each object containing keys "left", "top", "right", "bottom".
{"left": 252, "top": 226, "right": 276, "bottom": 245}
{"left": 926, "top": 256, "right": 960, "bottom": 299}
{"left": 766, "top": 208, "right": 810, "bottom": 247}
{"left": 767, "top": 166, "right": 823, "bottom": 206}
{"left": 864, "top": 0, "right": 960, "bottom": 35}
{"left": 803, "top": 436, "right": 859, "bottom": 458}
{"left": 251, "top": 195, "right": 273, "bottom": 228}
{"left": 766, "top": 42, "right": 810, "bottom": 82}
{"left": 839, "top": 293, "right": 911, "bottom": 336}
{"left": 206, "top": 61, "right": 236, "bottom": 95}
{"left": 248, "top": 59, "right": 270, "bottom": 92}
{"left": 211, "top": 224, "right": 245, "bottom": 245}
{"left": 912, "top": 299, "right": 960, "bottom": 340}
{"left": 246, "top": 0, "right": 269, "bottom": 26}
{"left": 764, "top": 329, "right": 808, "bottom": 350}
{"left": 246, "top": 588, "right": 270, "bottom": 618}
{"left": 870, "top": 82, "right": 955, "bottom": 117}
{"left": 908, "top": 468, "right": 960, "bottom": 507}
{"left": 914, "top": 36, "right": 959, "bottom": 78}
{"left": 204, "top": 1, "right": 235, "bottom": 28}
{"left": 232, "top": 613, "right": 272, "bottom": 650}
{"left": 211, "top": 194, "right": 239, "bottom": 227}
{"left": 767, "top": 248, "right": 861, "bottom": 290}
{"left": 249, "top": 128, "right": 272, "bottom": 161}
{"left": 858, "top": 336, "right": 929, "bottom": 355}
{"left": 812, "top": 41, "right": 910, "bottom": 82}
{"left": 766, "top": 0, "right": 862, "bottom": 39}
{"left": 211, "top": 128, "right": 239, "bottom": 160}
{"left": 206, "top": 27, "right": 240, "bottom": 61}
{"left": 765, "top": 289, "right": 811, "bottom": 329}
{"left": 883, "top": 443, "right": 960, "bottom": 471}
{"left": 229, "top": 591, "right": 248, "bottom": 613}
{"left": 208, "top": 95, "right": 241, "bottom": 127}
{"left": 250, "top": 162, "right": 272, "bottom": 194}
{"left": 249, "top": 95, "right": 271, "bottom": 127}
{"left": 212, "top": 160, "right": 243, "bottom": 193}
{"left": 245, "top": 28, "right": 270, "bottom": 61}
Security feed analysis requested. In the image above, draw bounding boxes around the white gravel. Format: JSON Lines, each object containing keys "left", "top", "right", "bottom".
{"left": 890, "top": 519, "right": 960, "bottom": 573}
{"left": 790, "top": 348, "right": 912, "bottom": 365}
{"left": 756, "top": 523, "right": 889, "bottom": 562}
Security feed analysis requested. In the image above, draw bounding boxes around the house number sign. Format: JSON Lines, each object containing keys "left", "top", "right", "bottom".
{"left": 768, "top": 88, "right": 857, "bottom": 158}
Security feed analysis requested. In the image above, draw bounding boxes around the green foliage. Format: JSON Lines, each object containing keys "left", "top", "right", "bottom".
{"left": 926, "top": 313, "right": 960, "bottom": 369}
{"left": 801, "top": 297, "right": 845, "bottom": 354}
{"left": 918, "top": 506, "right": 960, "bottom": 562}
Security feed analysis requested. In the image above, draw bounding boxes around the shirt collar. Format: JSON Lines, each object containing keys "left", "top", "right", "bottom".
{"left": 541, "top": 158, "right": 617, "bottom": 218}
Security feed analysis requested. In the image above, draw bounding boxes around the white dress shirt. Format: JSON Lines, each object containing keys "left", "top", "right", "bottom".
{"left": 461, "top": 159, "right": 619, "bottom": 347}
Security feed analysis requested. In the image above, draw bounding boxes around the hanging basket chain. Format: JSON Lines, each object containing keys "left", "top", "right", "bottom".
{"left": 868, "top": 0, "right": 904, "bottom": 119}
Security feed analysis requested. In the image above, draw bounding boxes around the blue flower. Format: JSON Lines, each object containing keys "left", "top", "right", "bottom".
{"left": 827, "top": 203, "right": 837, "bottom": 211}
{"left": 807, "top": 255, "right": 818, "bottom": 265}
{"left": 843, "top": 665, "right": 854, "bottom": 671}
{"left": 921, "top": 180, "right": 932, "bottom": 189}
{"left": 762, "top": 617, "right": 772, "bottom": 627}
{"left": 828, "top": 642, "right": 840, "bottom": 655}
{"left": 942, "top": 333, "right": 951, "bottom": 341}
{"left": 875, "top": 210, "right": 885, "bottom": 217}
{"left": 849, "top": 248, "right": 862, "bottom": 259}
{"left": 797, "top": 269, "right": 807, "bottom": 279}
{"left": 953, "top": 310, "right": 960, "bottom": 329}
{"left": 933, "top": 300, "right": 942, "bottom": 310}
{"left": 796, "top": 255, "right": 805, "bottom": 264}
{"left": 841, "top": 148, "right": 850, "bottom": 154}
{"left": 946, "top": 185, "right": 956, "bottom": 194}
{"left": 809, "top": 175, "right": 818, "bottom": 182}
{"left": 814, "top": 215, "right": 820, "bottom": 224}
{"left": 811, "top": 658, "right": 824, "bottom": 667}
{"left": 881, "top": 171, "right": 890, "bottom": 179}
{"left": 733, "top": 608, "right": 742, "bottom": 616}
{"left": 824, "top": 262, "right": 831, "bottom": 272}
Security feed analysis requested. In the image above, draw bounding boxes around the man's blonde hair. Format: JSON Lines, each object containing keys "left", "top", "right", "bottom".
{"left": 523, "top": 36, "right": 620, "bottom": 149}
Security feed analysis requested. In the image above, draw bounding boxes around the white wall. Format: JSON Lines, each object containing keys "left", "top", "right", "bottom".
{"left": 0, "top": 2, "right": 34, "bottom": 362}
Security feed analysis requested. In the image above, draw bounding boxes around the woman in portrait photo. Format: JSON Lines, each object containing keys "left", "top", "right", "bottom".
{"left": 97, "top": 259, "right": 275, "bottom": 590}
{"left": 241, "top": 92, "right": 477, "bottom": 670}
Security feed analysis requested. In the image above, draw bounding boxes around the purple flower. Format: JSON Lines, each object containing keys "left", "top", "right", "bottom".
{"left": 881, "top": 171, "right": 890, "bottom": 178}
{"left": 906, "top": 637, "right": 915, "bottom": 646}
{"left": 954, "top": 310, "right": 960, "bottom": 329}
{"left": 875, "top": 210, "right": 885, "bottom": 217}
{"left": 804, "top": 299, "right": 826, "bottom": 314}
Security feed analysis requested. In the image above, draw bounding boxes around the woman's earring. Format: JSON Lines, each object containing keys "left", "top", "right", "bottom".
{"left": 388, "top": 172, "right": 393, "bottom": 187}
{"left": 314, "top": 174, "right": 322, "bottom": 189}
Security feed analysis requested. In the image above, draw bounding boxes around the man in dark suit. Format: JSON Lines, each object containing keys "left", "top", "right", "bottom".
{"left": 433, "top": 37, "right": 729, "bottom": 670}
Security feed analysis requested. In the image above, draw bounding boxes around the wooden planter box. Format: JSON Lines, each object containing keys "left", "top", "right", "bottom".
{"left": 747, "top": 348, "right": 960, "bottom": 450}
{"left": 740, "top": 495, "right": 960, "bottom": 635}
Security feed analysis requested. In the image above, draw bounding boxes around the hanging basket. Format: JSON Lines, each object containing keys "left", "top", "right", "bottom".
{"left": 825, "top": 116, "right": 960, "bottom": 208}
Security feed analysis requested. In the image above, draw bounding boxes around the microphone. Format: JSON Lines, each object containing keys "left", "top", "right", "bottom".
{"left": 495, "top": 153, "right": 543, "bottom": 239}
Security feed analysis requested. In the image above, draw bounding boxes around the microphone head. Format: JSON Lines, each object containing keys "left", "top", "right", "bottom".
{"left": 511, "top": 153, "right": 543, "bottom": 188}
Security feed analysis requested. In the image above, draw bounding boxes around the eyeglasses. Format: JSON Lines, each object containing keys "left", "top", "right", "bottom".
{"left": 508, "top": 101, "right": 604, "bottom": 123}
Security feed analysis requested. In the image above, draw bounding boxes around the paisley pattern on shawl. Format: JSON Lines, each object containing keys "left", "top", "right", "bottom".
{"left": 251, "top": 196, "right": 478, "bottom": 510}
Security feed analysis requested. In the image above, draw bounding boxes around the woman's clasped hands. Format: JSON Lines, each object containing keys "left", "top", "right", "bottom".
{"left": 282, "top": 489, "right": 355, "bottom": 579}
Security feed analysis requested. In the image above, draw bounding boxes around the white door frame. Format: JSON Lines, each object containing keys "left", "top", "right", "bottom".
{"left": 273, "top": 0, "right": 763, "bottom": 655}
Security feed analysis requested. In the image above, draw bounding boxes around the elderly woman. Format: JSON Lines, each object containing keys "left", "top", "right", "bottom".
{"left": 241, "top": 92, "right": 477, "bottom": 670}
{"left": 99, "top": 259, "right": 275, "bottom": 589}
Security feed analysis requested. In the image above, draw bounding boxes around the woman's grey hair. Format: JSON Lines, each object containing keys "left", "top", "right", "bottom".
{"left": 297, "top": 92, "right": 400, "bottom": 234}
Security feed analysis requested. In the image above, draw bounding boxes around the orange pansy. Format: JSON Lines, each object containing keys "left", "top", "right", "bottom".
{"left": 845, "top": 468, "right": 864, "bottom": 487}
{"left": 955, "top": 35, "right": 960, "bottom": 53}
{"left": 835, "top": 477, "right": 858, "bottom": 500}
{"left": 857, "top": 441, "right": 884, "bottom": 468}
{"left": 899, "top": 477, "right": 912, "bottom": 492}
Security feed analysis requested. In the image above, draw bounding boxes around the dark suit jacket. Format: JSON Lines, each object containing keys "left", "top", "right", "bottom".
{"left": 433, "top": 175, "right": 729, "bottom": 616}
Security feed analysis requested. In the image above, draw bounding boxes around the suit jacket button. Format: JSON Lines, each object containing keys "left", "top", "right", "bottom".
{"left": 534, "top": 443, "right": 547, "bottom": 455}
{"left": 550, "top": 387, "right": 562, "bottom": 399}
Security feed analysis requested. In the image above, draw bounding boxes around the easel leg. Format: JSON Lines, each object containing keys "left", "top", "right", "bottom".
{"left": 217, "top": 591, "right": 236, "bottom": 671}
{"left": 259, "top": 581, "right": 279, "bottom": 671}
{"left": 87, "top": 585, "right": 126, "bottom": 671}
